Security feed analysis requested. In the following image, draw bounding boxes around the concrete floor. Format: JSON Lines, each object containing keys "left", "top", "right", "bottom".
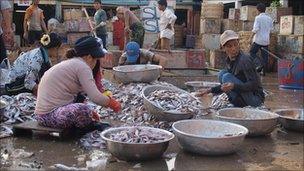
{"left": 0, "top": 72, "right": 303, "bottom": 170}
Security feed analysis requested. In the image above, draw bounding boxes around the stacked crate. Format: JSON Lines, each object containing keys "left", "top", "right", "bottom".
{"left": 266, "top": 7, "right": 292, "bottom": 33}
{"left": 277, "top": 15, "right": 304, "bottom": 60}
{"left": 64, "top": 8, "right": 91, "bottom": 45}
{"left": 240, "top": 6, "right": 258, "bottom": 31}
{"left": 174, "top": 25, "right": 184, "bottom": 48}
{"left": 197, "top": 2, "right": 223, "bottom": 51}
{"left": 221, "top": 8, "right": 242, "bottom": 33}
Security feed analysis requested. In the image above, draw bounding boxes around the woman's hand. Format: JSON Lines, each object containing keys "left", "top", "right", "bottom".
{"left": 107, "top": 97, "right": 122, "bottom": 112}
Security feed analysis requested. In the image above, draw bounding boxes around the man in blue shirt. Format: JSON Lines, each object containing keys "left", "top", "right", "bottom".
{"left": 93, "top": 0, "right": 107, "bottom": 49}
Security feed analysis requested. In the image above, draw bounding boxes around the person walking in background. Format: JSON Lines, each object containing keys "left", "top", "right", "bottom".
{"left": 23, "top": 0, "right": 48, "bottom": 45}
{"left": 157, "top": 0, "right": 177, "bottom": 50}
{"left": 0, "top": 0, "right": 14, "bottom": 65}
{"left": 93, "top": 0, "right": 108, "bottom": 49}
{"left": 116, "top": 6, "right": 145, "bottom": 48}
{"left": 249, "top": 3, "right": 273, "bottom": 76}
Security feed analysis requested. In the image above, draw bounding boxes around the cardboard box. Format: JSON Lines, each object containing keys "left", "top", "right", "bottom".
{"left": 238, "top": 31, "right": 252, "bottom": 53}
{"left": 266, "top": 7, "right": 292, "bottom": 23}
{"left": 67, "top": 32, "right": 90, "bottom": 45}
{"left": 277, "top": 35, "right": 304, "bottom": 54}
{"left": 210, "top": 50, "right": 226, "bottom": 69}
{"left": 240, "top": 6, "right": 258, "bottom": 21}
{"left": 150, "top": 49, "right": 188, "bottom": 69}
{"left": 186, "top": 49, "right": 206, "bottom": 69}
{"left": 201, "top": 34, "right": 221, "bottom": 50}
{"left": 221, "top": 19, "right": 242, "bottom": 33}
{"left": 228, "top": 8, "right": 240, "bottom": 20}
{"left": 242, "top": 21, "right": 254, "bottom": 31}
{"left": 201, "top": 2, "right": 223, "bottom": 19}
{"left": 280, "top": 15, "right": 294, "bottom": 35}
{"left": 294, "top": 15, "right": 304, "bottom": 35}
{"left": 200, "top": 18, "right": 221, "bottom": 34}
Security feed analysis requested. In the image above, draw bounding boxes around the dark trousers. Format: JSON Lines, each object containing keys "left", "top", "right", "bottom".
{"left": 0, "top": 34, "right": 7, "bottom": 64}
{"left": 97, "top": 34, "right": 107, "bottom": 49}
{"left": 28, "top": 30, "right": 43, "bottom": 45}
{"left": 249, "top": 42, "right": 269, "bottom": 70}
{"left": 218, "top": 70, "right": 263, "bottom": 107}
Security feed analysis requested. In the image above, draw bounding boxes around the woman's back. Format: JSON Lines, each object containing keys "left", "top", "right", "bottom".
{"left": 35, "top": 57, "right": 93, "bottom": 114}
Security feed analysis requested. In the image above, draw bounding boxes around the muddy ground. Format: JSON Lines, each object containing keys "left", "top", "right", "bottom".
{"left": 0, "top": 72, "right": 303, "bottom": 170}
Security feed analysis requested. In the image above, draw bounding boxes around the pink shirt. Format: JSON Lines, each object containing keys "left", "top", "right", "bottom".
{"left": 35, "top": 58, "right": 108, "bottom": 114}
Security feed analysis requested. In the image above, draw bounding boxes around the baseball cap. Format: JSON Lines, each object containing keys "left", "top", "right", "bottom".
{"left": 126, "top": 42, "right": 140, "bottom": 63}
{"left": 220, "top": 30, "right": 239, "bottom": 46}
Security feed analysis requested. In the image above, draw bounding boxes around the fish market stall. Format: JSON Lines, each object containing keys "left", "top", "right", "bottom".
{"left": 0, "top": 74, "right": 303, "bottom": 170}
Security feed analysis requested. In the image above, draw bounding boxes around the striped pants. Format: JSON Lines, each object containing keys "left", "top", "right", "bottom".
{"left": 36, "top": 103, "right": 94, "bottom": 129}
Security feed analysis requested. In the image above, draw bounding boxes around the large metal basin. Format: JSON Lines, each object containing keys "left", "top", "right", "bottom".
{"left": 172, "top": 119, "right": 248, "bottom": 155}
{"left": 142, "top": 85, "right": 195, "bottom": 122}
{"left": 274, "top": 109, "right": 304, "bottom": 132}
{"left": 113, "top": 64, "right": 162, "bottom": 84}
{"left": 101, "top": 126, "right": 174, "bottom": 161}
{"left": 185, "top": 81, "right": 220, "bottom": 92}
{"left": 217, "top": 108, "right": 279, "bottom": 136}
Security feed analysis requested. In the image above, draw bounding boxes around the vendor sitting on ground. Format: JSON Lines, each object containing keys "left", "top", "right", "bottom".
{"left": 0, "top": 33, "right": 62, "bottom": 96}
{"left": 35, "top": 36, "right": 121, "bottom": 132}
{"left": 196, "top": 30, "right": 264, "bottom": 107}
{"left": 118, "top": 41, "right": 167, "bottom": 67}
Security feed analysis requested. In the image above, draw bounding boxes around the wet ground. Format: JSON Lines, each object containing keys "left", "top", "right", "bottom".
{"left": 1, "top": 72, "right": 303, "bottom": 170}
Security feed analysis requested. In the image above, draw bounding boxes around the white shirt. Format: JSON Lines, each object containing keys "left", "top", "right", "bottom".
{"left": 252, "top": 13, "right": 273, "bottom": 46}
{"left": 159, "top": 8, "right": 177, "bottom": 39}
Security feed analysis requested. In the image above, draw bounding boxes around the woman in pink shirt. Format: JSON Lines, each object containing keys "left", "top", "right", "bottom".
{"left": 35, "top": 36, "right": 121, "bottom": 132}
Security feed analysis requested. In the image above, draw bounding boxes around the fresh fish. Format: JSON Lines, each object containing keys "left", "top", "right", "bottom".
{"left": 79, "top": 130, "right": 106, "bottom": 150}
{"left": 147, "top": 89, "right": 203, "bottom": 114}
{"left": 108, "top": 127, "right": 170, "bottom": 144}
{"left": 0, "top": 125, "right": 13, "bottom": 138}
{"left": 1, "top": 93, "right": 36, "bottom": 125}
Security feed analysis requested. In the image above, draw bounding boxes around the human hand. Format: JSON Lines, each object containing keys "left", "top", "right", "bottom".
{"left": 195, "top": 88, "right": 211, "bottom": 97}
{"left": 107, "top": 97, "right": 122, "bottom": 112}
{"left": 91, "top": 111, "right": 100, "bottom": 121}
{"left": 221, "top": 83, "right": 234, "bottom": 92}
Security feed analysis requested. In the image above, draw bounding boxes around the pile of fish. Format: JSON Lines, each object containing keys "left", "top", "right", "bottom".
{"left": 79, "top": 130, "right": 106, "bottom": 150}
{"left": 108, "top": 127, "right": 169, "bottom": 143}
{"left": 0, "top": 93, "right": 36, "bottom": 124}
{"left": 88, "top": 80, "right": 174, "bottom": 130}
{"left": 0, "top": 93, "right": 36, "bottom": 138}
{"left": 147, "top": 89, "right": 202, "bottom": 114}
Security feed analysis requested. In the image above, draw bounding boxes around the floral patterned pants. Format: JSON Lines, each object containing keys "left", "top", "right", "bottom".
{"left": 36, "top": 103, "right": 94, "bottom": 129}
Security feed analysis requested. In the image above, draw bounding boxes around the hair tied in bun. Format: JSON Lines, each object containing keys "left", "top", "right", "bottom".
{"left": 40, "top": 34, "right": 51, "bottom": 46}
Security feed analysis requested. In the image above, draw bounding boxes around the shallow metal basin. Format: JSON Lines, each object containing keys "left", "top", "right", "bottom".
{"left": 185, "top": 81, "right": 220, "bottom": 92}
{"left": 142, "top": 85, "right": 195, "bottom": 122}
{"left": 217, "top": 108, "right": 279, "bottom": 136}
{"left": 101, "top": 126, "right": 174, "bottom": 161}
{"left": 274, "top": 108, "right": 304, "bottom": 132}
{"left": 113, "top": 64, "right": 162, "bottom": 84}
{"left": 172, "top": 119, "right": 248, "bottom": 155}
